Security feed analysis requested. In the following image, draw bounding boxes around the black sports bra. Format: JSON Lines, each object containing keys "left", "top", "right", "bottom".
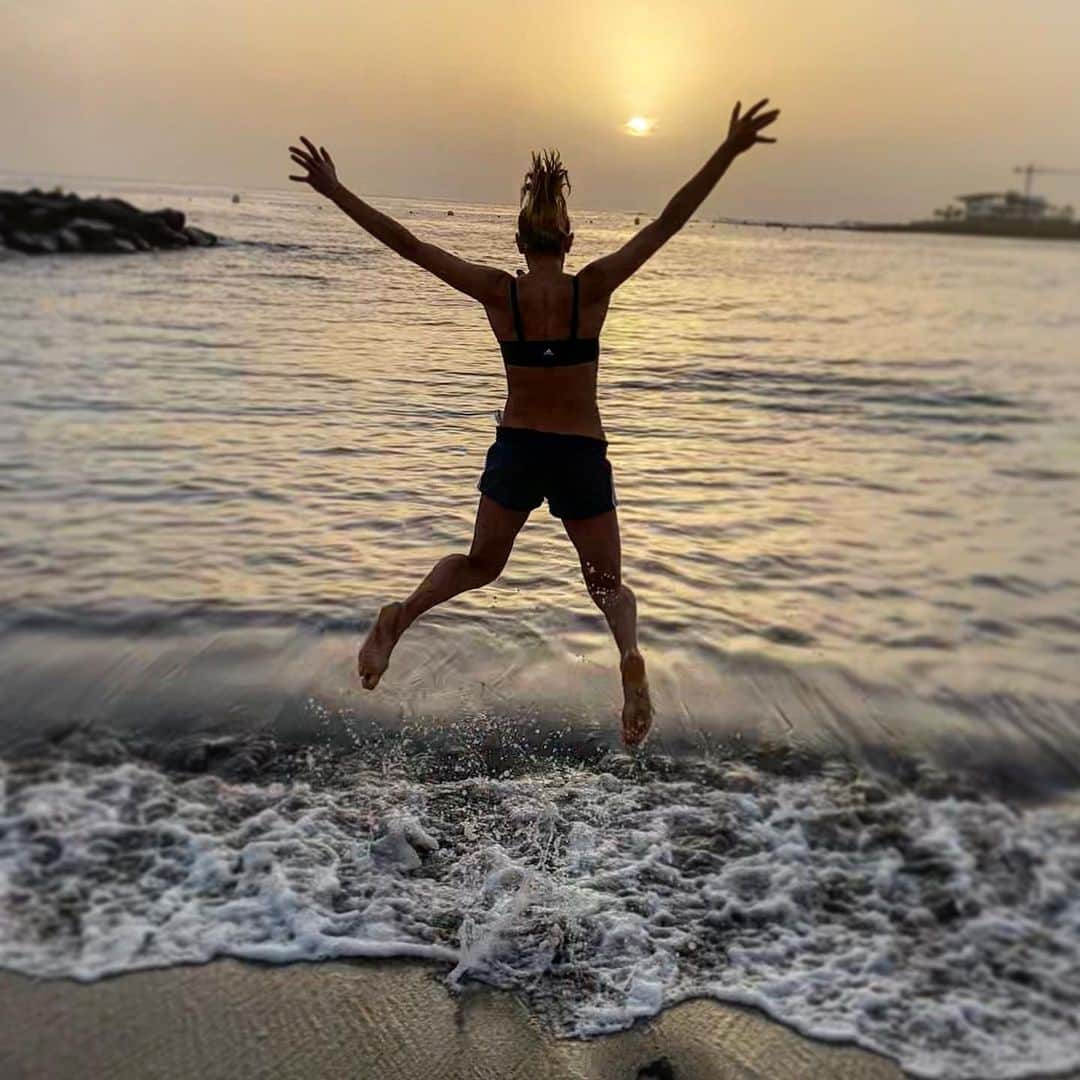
{"left": 499, "top": 272, "right": 600, "bottom": 367}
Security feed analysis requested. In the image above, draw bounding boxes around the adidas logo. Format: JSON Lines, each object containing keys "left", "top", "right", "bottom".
{"left": 543, "top": 348, "right": 555, "bottom": 356}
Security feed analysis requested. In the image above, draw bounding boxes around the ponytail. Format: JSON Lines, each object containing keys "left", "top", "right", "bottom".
{"left": 517, "top": 148, "right": 571, "bottom": 253}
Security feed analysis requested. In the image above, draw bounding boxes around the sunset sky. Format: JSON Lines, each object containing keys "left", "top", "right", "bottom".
{"left": 4, "top": 0, "right": 1080, "bottom": 221}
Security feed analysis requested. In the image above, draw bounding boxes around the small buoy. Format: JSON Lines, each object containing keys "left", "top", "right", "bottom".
{"left": 634, "top": 216, "right": 640, "bottom": 225}
{"left": 447, "top": 209, "right": 454, "bottom": 216}
{"left": 231, "top": 193, "right": 240, "bottom": 204}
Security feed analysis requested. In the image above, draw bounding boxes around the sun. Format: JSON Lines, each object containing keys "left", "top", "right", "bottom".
{"left": 624, "top": 116, "right": 656, "bottom": 137}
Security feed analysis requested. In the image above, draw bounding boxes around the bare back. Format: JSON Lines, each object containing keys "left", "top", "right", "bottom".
{"left": 483, "top": 272, "right": 612, "bottom": 439}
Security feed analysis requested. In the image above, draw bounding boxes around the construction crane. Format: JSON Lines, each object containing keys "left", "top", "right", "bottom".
{"left": 1013, "top": 163, "right": 1080, "bottom": 202}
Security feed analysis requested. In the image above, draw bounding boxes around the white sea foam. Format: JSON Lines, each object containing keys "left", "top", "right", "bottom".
{"left": 1, "top": 752, "right": 1078, "bottom": 1079}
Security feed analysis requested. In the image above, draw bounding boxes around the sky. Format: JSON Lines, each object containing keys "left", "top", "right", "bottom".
{"left": 3, "top": 0, "right": 1080, "bottom": 221}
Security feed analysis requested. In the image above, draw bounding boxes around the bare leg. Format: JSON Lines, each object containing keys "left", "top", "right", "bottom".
{"left": 358, "top": 496, "right": 530, "bottom": 688}
{"left": 562, "top": 509, "right": 653, "bottom": 746}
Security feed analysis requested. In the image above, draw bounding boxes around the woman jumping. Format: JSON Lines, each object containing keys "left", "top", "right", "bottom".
{"left": 287, "top": 98, "right": 780, "bottom": 746}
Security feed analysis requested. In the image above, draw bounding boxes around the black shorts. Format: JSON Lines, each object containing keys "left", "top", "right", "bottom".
{"left": 478, "top": 425, "right": 617, "bottom": 520}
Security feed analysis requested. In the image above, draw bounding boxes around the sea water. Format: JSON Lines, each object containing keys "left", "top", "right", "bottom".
{"left": 1, "top": 173, "right": 1079, "bottom": 1078}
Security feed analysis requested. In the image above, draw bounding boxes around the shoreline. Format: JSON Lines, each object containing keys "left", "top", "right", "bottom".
{"left": 715, "top": 217, "right": 1080, "bottom": 241}
{"left": 0, "top": 958, "right": 904, "bottom": 1079}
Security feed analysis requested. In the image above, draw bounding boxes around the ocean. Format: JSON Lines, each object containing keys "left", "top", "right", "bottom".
{"left": 1, "top": 173, "right": 1079, "bottom": 1078}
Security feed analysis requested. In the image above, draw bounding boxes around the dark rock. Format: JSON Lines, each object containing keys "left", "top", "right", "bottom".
{"left": 132, "top": 216, "right": 190, "bottom": 249}
{"left": 156, "top": 207, "right": 185, "bottom": 231}
{"left": 67, "top": 217, "right": 117, "bottom": 242}
{"left": 55, "top": 228, "right": 82, "bottom": 253}
{"left": 183, "top": 225, "right": 217, "bottom": 247}
{"left": 82, "top": 196, "right": 140, "bottom": 223}
{"left": 66, "top": 218, "right": 143, "bottom": 255}
{"left": 0, "top": 188, "right": 217, "bottom": 255}
{"left": 7, "top": 230, "right": 59, "bottom": 254}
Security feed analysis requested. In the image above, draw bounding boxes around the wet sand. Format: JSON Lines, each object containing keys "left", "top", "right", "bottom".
{"left": 0, "top": 959, "right": 902, "bottom": 1079}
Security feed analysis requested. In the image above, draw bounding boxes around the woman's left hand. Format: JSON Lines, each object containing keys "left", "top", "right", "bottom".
{"left": 288, "top": 137, "right": 340, "bottom": 197}
{"left": 723, "top": 99, "right": 780, "bottom": 157}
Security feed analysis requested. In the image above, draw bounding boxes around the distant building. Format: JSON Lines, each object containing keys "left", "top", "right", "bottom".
{"left": 855, "top": 178, "right": 1080, "bottom": 240}
{"left": 952, "top": 190, "right": 1074, "bottom": 222}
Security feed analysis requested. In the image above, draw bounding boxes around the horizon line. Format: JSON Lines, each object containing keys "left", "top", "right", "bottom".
{"left": 0, "top": 166, "right": 661, "bottom": 221}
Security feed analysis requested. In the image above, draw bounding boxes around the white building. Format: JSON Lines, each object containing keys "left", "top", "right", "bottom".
{"left": 955, "top": 191, "right": 1074, "bottom": 222}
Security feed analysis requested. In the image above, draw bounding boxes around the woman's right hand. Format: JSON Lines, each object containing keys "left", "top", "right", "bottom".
{"left": 723, "top": 99, "right": 780, "bottom": 156}
{"left": 288, "top": 137, "right": 341, "bottom": 198}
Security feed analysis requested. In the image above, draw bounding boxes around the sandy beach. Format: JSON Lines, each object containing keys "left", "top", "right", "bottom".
{"left": 0, "top": 959, "right": 904, "bottom": 1079}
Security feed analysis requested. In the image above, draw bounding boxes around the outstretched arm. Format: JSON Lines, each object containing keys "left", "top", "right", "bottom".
{"left": 578, "top": 99, "right": 780, "bottom": 302}
{"left": 288, "top": 137, "right": 507, "bottom": 304}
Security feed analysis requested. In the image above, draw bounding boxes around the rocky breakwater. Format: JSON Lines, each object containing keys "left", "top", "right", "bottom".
{"left": 0, "top": 188, "right": 218, "bottom": 255}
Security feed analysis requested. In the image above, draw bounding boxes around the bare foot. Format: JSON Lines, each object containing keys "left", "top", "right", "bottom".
{"left": 620, "top": 651, "right": 653, "bottom": 747}
{"left": 357, "top": 602, "right": 406, "bottom": 689}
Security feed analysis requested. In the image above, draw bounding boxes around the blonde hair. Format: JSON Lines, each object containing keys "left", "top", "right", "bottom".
{"left": 517, "top": 148, "right": 572, "bottom": 253}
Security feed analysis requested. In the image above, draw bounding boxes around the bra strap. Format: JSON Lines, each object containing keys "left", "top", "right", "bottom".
{"left": 569, "top": 273, "right": 580, "bottom": 339}
{"left": 509, "top": 276, "right": 526, "bottom": 341}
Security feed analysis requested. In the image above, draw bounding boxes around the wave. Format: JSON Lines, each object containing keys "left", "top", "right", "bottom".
{"left": 3, "top": 620, "right": 1079, "bottom": 803}
{"left": 1, "top": 728, "right": 1078, "bottom": 1079}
